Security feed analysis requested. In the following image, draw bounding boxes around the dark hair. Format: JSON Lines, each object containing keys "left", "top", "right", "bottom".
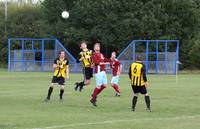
{"left": 136, "top": 55, "right": 142, "bottom": 61}
{"left": 94, "top": 42, "right": 100, "bottom": 47}
{"left": 59, "top": 50, "right": 65, "bottom": 55}
{"left": 80, "top": 40, "right": 87, "bottom": 46}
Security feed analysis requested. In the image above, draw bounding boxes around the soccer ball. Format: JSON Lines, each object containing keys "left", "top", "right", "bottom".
{"left": 61, "top": 11, "right": 69, "bottom": 19}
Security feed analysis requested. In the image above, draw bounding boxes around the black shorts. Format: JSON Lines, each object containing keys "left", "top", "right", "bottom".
{"left": 52, "top": 76, "right": 65, "bottom": 85}
{"left": 83, "top": 67, "right": 93, "bottom": 80}
{"left": 132, "top": 85, "right": 147, "bottom": 94}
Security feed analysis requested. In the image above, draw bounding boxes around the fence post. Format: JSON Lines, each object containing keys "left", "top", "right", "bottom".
{"left": 156, "top": 40, "right": 159, "bottom": 74}
{"left": 164, "top": 41, "right": 168, "bottom": 74}
{"left": 8, "top": 39, "right": 11, "bottom": 72}
{"left": 146, "top": 40, "right": 149, "bottom": 73}
{"left": 175, "top": 41, "right": 180, "bottom": 75}
{"left": 21, "top": 39, "right": 25, "bottom": 71}
{"left": 41, "top": 39, "right": 45, "bottom": 71}
{"left": 14, "top": 50, "right": 16, "bottom": 71}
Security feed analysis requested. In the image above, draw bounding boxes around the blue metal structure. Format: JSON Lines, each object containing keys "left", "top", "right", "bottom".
{"left": 8, "top": 38, "right": 77, "bottom": 72}
{"left": 117, "top": 40, "right": 179, "bottom": 74}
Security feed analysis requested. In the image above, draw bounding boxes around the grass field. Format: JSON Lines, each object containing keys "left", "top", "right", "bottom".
{"left": 0, "top": 69, "right": 200, "bottom": 129}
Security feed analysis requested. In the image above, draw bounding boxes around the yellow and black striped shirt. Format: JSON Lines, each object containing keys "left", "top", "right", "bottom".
{"left": 129, "top": 61, "right": 147, "bottom": 86}
{"left": 78, "top": 49, "right": 93, "bottom": 68}
{"left": 53, "top": 58, "right": 69, "bottom": 78}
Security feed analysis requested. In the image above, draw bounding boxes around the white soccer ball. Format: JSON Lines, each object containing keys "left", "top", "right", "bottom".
{"left": 61, "top": 11, "right": 69, "bottom": 19}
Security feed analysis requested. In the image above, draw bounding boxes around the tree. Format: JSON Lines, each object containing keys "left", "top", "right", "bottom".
{"left": 0, "top": 2, "right": 50, "bottom": 65}
{"left": 0, "top": 0, "right": 200, "bottom": 69}
{"left": 42, "top": 0, "right": 200, "bottom": 61}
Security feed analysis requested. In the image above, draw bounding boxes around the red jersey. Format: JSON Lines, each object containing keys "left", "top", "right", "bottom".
{"left": 92, "top": 52, "right": 109, "bottom": 73}
{"left": 110, "top": 59, "right": 121, "bottom": 76}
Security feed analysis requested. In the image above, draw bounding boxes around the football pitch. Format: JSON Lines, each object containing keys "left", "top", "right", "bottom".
{"left": 0, "top": 70, "right": 200, "bottom": 129}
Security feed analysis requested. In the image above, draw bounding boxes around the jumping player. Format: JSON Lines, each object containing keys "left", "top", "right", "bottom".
{"left": 90, "top": 42, "right": 109, "bottom": 107}
{"left": 110, "top": 51, "right": 122, "bottom": 96}
{"left": 75, "top": 41, "right": 93, "bottom": 92}
{"left": 45, "top": 50, "right": 69, "bottom": 101}
{"left": 129, "top": 56, "right": 151, "bottom": 112}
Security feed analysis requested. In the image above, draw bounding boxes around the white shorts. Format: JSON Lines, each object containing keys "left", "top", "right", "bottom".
{"left": 95, "top": 71, "right": 107, "bottom": 87}
{"left": 111, "top": 75, "right": 119, "bottom": 84}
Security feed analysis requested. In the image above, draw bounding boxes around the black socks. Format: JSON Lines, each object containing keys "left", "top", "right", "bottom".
{"left": 60, "top": 89, "right": 64, "bottom": 99}
{"left": 79, "top": 81, "right": 85, "bottom": 87}
{"left": 47, "top": 87, "right": 65, "bottom": 100}
{"left": 145, "top": 96, "right": 151, "bottom": 109}
{"left": 132, "top": 96, "right": 138, "bottom": 110}
{"left": 47, "top": 87, "right": 53, "bottom": 99}
{"left": 78, "top": 81, "right": 85, "bottom": 92}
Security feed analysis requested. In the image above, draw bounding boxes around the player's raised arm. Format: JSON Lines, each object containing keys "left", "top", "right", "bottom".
{"left": 98, "top": 57, "right": 110, "bottom": 65}
{"left": 76, "top": 50, "right": 85, "bottom": 63}
{"left": 76, "top": 53, "right": 81, "bottom": 63}
{"left": 104, "top": 58, "right": 111, "bottom": 64}
{"left": 78, "top": 53, "right": 85, "bottom": 62}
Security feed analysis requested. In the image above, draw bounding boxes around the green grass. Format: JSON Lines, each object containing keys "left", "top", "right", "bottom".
{"left": 0, "top": 71, "right": 200, "bottom": 129}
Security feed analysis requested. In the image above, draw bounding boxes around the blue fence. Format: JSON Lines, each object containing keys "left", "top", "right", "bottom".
{"left": 117, "top": 40, "right": 179, "bottom": 74}
{"left": 8, "top": 38, "right": 80, "bottom": 72}
{"left": 8, "top": 38, "right": 180, "bottom": 74}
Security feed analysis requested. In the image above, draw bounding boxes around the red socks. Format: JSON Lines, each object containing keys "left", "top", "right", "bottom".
{"left": 98, "top": 85, "right": 106, "bottom": 94}
{"left": 91, "top": 85, "right": 106, "bottom": 101}
{"left": 91, "top": 88, "right": 100, "bottom": 101}
{"left": 112, "top": 84, "right": 120, "bottom": 93}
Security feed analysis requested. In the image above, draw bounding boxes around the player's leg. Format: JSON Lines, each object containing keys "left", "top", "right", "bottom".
{"left": 131, "top": 86, "right": 139, "bottom": 111}
{"left": 90, "top": 86, "right": 100, "bottom": 107}
{"left": 98, "top": 71, "right": 107, "bottom": 94}
{"left": 144, "top": 94, "right": 151, "bottom": 112}
{"left": 46, "top": 83, "right": 55, "bottom": 101}
{"left": 90, "top": 72, "right": 104, "bottom": 106}
{"left": 45, "top": 76, "right": 57, "bottom": 101}
{"left": 85, "top": 68, "right": 93, "bottom": 86}
{"left": 90, "top": 84, "right": 106, "bottom": 107}
{"left": 77, "top": 79, "right": 90, "bottom": 92}
{"left": 75, "top": 81, "right": 83, "bottom": 91}
{"left": 78, "top": 68, "right": 93, "bottom": 92}
{"left": 111, "top": 76, "right": 120, "bottom": 96}
{"left": 93, "top": 71, "right": 107, "bottom": 97}
{"left": 141, "top": 87, "right": 151, "bottom": 112}
{"left": 59, "top": 77, "right": 65, "bottom": 101}
{"left": 59, "top": 85, "right": 65, "bottom": 101}
{"left": 75, "top": 67, "right": 85, "bottom": 91}
{"left": 91, "top": 72, "right": 107, "bottom": 107}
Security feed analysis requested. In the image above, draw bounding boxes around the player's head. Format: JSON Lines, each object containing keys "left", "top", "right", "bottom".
{"left": 59, "top": 50, "right": 65, "bottom": 58}
{"left": 80, "top": 41, "right": 87, "bottom": 50}
{"left": 111, "top": 51, "right": 117, "bottom": 60}
{"left": 94, "top": 42, "right": 100, "bottom": 52}
{"left": 136, "top": 55, "right": 142, "bottom": 61}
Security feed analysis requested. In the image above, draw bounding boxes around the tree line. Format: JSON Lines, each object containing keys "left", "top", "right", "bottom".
{"left": 0, "top": 0, "right": 200, "bottom": 69}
